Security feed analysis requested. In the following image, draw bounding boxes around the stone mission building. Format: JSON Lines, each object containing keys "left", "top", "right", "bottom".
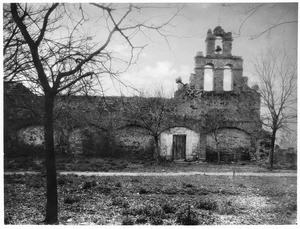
{"left": 162, "top": 26, "right": 261, "bottom": 162}
{"left": 5, "top": 26, "right": 264, "bottom": 163}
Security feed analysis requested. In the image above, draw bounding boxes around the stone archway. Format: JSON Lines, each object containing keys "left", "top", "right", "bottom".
{"left": 206, "top": 128, "right": 252, "bottom": 162}
{"left": 159, "top": 127, "right": 200, "bottom": 161}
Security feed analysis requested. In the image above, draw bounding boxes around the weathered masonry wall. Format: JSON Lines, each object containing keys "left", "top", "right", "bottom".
{"left": 206, "top": 128, "right": 252, "bottom": 150}
{"left": 114, "top": 126, "right": 154, "bottom": 159}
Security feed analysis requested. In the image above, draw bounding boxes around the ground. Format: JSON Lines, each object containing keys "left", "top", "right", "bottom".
{"left": 4, "top": 156, "right": 297, "bottom": 225}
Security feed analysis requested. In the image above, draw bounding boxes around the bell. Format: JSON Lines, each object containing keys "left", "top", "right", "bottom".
{"left": 215, "top": 45, "right": 222, "bottom": 53}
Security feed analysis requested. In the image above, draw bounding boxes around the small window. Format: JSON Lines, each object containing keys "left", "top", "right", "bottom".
{"left": 204, "top": 65, "right": 213, "bottom": 91}
{"left": 223, "top": 66, "right": 232, "bottom": 91}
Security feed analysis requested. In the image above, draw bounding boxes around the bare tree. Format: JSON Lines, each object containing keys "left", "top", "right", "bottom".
{"left": 5, "top": 3, "right": 181, "bottom": 224}
{"left": 251, "top": 48, "right": 297, "bottom": 170}
{"left": 204, "top": 108, "right": 232, "bottom": 164}
{"left": 123, "top": 89, "right": 177, "bottom": 161}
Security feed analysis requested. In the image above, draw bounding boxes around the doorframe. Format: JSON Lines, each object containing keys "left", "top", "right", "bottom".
{"left": 172, "top": 134, "right": 187, "bottom": 161}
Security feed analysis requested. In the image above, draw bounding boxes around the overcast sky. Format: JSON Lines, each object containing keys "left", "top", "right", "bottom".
{"left": 99, "top": 2, "right": 297, "bottom": 97}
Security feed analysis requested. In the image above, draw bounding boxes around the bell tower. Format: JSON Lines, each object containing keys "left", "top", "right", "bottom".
{"left": 189, "top": 26, "right": 244, "bottom": 92}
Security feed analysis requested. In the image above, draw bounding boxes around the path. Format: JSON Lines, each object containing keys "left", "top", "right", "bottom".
{"left": 4, "top": 171, "right": 297, "bottom": 177}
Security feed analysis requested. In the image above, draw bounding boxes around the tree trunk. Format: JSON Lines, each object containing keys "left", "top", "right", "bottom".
{"left": 153, "top": 136, "right": 159, "bottom": 161}
{"left": 269, "top": 130, "right": 276, "bottom": 171}
{"left": 216, "top": 142, "right": 221, "bottom": 164}
{"left": 43, "top": 94, "right": 58, "bottom": 224}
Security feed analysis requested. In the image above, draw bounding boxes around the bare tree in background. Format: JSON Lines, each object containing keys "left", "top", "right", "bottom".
{"left": 123, "top": 88, "right": 177, "bottom": 161}
{"left": 252, "top": 48, "right": 297, "bottom": 170}
{"left": 5, "top": 3, "right": 181, "bottom": 224}
{"left": 204, "top": 108, "right": 232, "bottom": 164}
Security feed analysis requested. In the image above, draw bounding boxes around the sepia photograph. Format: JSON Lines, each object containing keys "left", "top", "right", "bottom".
{"left": 3, "top": 1, "right": 297, "bottom": 226}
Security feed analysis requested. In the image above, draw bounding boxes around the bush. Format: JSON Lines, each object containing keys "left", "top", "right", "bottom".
{"left": 150, "top": 216, "right": 163, "bottom": 225}
{"left": 57, "top": 175, "right": 72, "bottom": 185}
{"left": 217, "top": 200, "right": 236, "bottom": 215}
{"left": 196, "top": 198, "right": 217, "bottom": 211}
{"left": 64, "top": 196, "right": 80, "bottom": 204}
{"left": 135, "top": 216, "right": 148, "bottom": 224}
{"left": 27, "top": 175, "right": 44, "bottom": 188}
{"left": 176, "top": 205, "right": 199, "bottom": 225}
{"left": 111, "top": 197, "right": 129, "bottom": 208}
{"left": 131, "top": 178, "right": 140, "bottom": 183}
{"left": 122, "top": 216, "right": 134, "bottom": 225}
{"left": 182, "top": 182, "right": 195, "bottom": 188}
{"left": 161, "top": 202, "right": 177, "bottom": 214}
{"left": 122, "top": 203, "right": 164, "bottom": 218}
{"left": 97, "top": 186, "right": 112, "bottom": 195}
{"left": 122, "top": 205, "right": 145, "bottom": 216}
{"left": 144, "top": 204, "right": 164, "bottom": 217}
{"left": 162, "top": 186, "right": 180, "bottom": 195}
{"left": 139, "top": 187, "right": 149, "bottom": 194}
{"left": 115, "top": 182, "right": 122, "bottom": 188}
{"left": 82, "top": 180, "right": 97, "bottom": 190}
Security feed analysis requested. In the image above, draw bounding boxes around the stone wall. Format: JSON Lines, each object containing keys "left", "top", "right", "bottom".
{"left": 206, "top": 128, "right": 252, "bottom": 150}
{"left": 113, "top": 126, "right": 154, "bottom": 160}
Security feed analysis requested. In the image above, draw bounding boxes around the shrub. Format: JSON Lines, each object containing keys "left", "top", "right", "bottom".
{"left": 217, "top": 200, "right": 236, "bottom": 215}
{"left": 115, "top": 182, "right": 122, "bottom": 188}
{"left": 97, "top": 186, "right": 112, "bottom": 195}
{"left": 82, "top": 180, "right": 97, "bottom": 190}
{"left": 196, "top": 198, "right": 217, "bottom": 211}
{"left": 182, "top": 182, "right": 195, "bottom": 188}
{"left": 187, "top": 188, "right": 198, "bottom": 195}
{"left": 135, "top": 216, "right": 148, "bottom": 224}
{"left": 161, "top": 202, "right": 177, "bottom": 214}
{"left": 150, "top": 216, "right": 163, "bottom": 225}
{"left": 139, "top": 187, "right": 149, "bottom": 194}
{"left": 176, "top": 205, "right": 199, "bottom": 225}
{"left": 122, "top": 205, "right": 145, "bottom": 216}
{"left": 122, "top": 216, "right": 134, "bottom": 225}
{"left": 122, "top": 203, "right": 164, "bottom": 218}
{"left": 111, "top": 197, "right": 129, "bottom": 208}
{"left": 64, "top": 196, "right": 80, "bottom": 204}
{"left": 162, "top": 186, "right": 179, "bottom": 195}
{"left": 144, "top": 204, "right": 164, "bottom": 217}
{"left": 57, "top": 175, "right": 72, "bottom": 185}
{"left": 131, "top": 178, "right": 140, "bottom": 183}
{"left": 27, "top": 175, "right": 44, "bottom": 188}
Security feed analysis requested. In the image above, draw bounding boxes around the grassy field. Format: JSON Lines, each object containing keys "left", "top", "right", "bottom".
{"left": 4, "top": 173, "right": 297, "bottom": 225}
{"left": 4, "top": 155, "right": 296, "bottom": 173}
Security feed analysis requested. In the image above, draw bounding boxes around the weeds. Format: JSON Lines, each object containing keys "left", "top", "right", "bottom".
{"left": 161, "top": 202, "right": 177, "bottom": 214}
{"left": 196, "top": 198, "right": 217, "bottom": 211}
{"left": 218, "top": 200, "right": 236, "bottom": 215}
{"left": 111, "top": 197, "right": 129, "bottom": 208}
{"left": 135, "top": 215, "right": 148, "bottom": 224}
{"left": 122, "top": 216, "right": 134, "bottom": 225}
{"left": 64, "top": 196, "right": 80, "bottom": 204}
{"left": 176, "top": 205, "right": 199, "bottom": 225}
{"left": 82, "top": 180, "right": 97, "bottom": 190}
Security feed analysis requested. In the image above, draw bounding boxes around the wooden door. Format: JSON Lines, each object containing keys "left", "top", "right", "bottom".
{"left": 172, "top": 135, "right": 186, "bottom": 160}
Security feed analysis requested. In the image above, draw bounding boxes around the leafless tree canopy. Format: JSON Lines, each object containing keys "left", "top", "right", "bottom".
{"left": 252, "top": 48, "right": 297, "bottom": 132}
{"left": 4, "top": 3, "right": 182, "bottom": 95}
{"left": 4, "top": 3, "right": 182, "bottom": 224}
{"left": 251, "top": 48, "right": 297, "bottom": 169}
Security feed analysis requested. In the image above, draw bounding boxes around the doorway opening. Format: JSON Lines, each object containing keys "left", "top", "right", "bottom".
{"left": 172, "top": 134, "right": 186, "bottom": 160}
